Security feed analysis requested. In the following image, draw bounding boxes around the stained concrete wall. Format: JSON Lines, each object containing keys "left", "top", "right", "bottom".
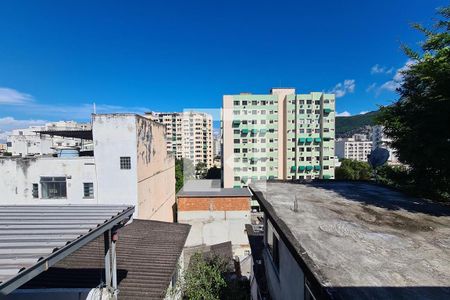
{"left": 7, "top": 133, "right": 54, "bottom": 156}
{"left": 135, "top": 116, "right": 175, "bottom": 222}
{"left": 0, "top": 156, "right": 96, "bottom": 204}
{"left": 92, "top": 115, "right": 139, "bottom": 213}
{"left": 0, "top": 114, "right": 175, "bottom": 222}
{"left": 178, "top": 196, "right": 251, "bottom": 257}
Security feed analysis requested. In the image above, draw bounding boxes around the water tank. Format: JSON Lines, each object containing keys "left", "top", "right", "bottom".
{"left": 57, "top": 148, "right": 79, "bottom": 158}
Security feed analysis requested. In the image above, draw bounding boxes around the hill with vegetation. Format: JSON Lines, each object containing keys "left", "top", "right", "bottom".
{"left": 335, "top": 110, "right": 380, "bottom": 137}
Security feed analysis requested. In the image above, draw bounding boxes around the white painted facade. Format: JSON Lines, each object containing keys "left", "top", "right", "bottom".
{"left": 0, "top": 114, "right": 175, "bottom": 222}
{"left": 336, "top": 134, "right": 372, "bottom": 162}
{"left": 6, "top": 121, "right": 91, "bottom": 156}
{"left": 0, "top": 156, "right": 96, "bottom": 204}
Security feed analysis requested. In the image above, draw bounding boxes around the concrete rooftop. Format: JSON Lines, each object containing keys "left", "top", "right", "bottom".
{"left": 250, "top": 181, "right": 450, "bottom": 299}
{"left": 177, "top": 179, "right": 252, "bottom": 197}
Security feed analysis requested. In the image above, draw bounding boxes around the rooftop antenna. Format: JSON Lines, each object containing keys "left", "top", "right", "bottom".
{"left": 367, "top": 147, "right": 390, "bottom": 182}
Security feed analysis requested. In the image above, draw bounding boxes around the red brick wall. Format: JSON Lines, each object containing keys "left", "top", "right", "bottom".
{"left": 177, "top": 196, "right": 251, "bottom": 211}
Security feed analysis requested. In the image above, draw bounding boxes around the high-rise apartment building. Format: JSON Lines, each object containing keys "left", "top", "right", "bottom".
{"left": 146, "top": 111, "right": 213, "bottom": 167}
{"left": 222, "top": 88, "right": 335, "bottom": 188}
{"left": 336, "top": 134, "right": 372, "bottom": 162}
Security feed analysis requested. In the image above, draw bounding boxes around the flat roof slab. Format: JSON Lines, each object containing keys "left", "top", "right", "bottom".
{"left": 250, "top": 181, "right": 450, "bottom": 299}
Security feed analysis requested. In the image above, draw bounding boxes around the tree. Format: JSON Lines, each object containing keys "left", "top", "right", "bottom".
{"left": 205, "top": 166, "right": 221, "bottom": 179}
{"left": 377, "top": 6, "right": 450, "bottom": 200}
{"left": 335, "top": 159, "right": 372, "bottom": 180}
{"left": 183, "top": 253, "right": 226, "bottom": 300}
{"left": 376, "top": 164, "right": 411, "bottom": 187}
{"left": 195, "top": 162, "right": 208, "bottom": 179}
{"left": 175, "top": 158, "right": 195, "bottom": 193}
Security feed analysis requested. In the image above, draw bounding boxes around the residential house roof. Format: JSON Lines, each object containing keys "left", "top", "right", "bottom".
{"left": 21, "top": 219, "right": 191, "bottom": 300}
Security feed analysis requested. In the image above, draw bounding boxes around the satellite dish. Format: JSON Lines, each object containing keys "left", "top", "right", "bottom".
{"left": 368, "top": 147, "right": 390, "bottom": 168}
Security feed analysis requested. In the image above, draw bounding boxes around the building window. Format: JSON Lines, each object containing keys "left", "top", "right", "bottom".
{"left": 120, "top": 156, "right": 131, "bottom": 169}
{"left": 40, "top": 177, "right": 67, "bottom": 199}
{"left": 32, "top": 183, "right": 39, "bottom": 198}
{"left": 83, "top": 183, "right": 94, "bottom": 198}
{"left": 266, "top": 220, "right": 280, "bottom": 271}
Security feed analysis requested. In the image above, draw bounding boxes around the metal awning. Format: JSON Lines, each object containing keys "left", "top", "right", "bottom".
{"left": 35, "top": 130, "right": 93, "bottom": 140}
{"left": 0, "top": 205, "right": 134, "bottom": 296}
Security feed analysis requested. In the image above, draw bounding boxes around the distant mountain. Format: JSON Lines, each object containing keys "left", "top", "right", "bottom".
{"left": 336, "top": 110, "right": 380, "bottom": 137}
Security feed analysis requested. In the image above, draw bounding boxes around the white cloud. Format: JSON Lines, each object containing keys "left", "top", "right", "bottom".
{"left": 0, "top": 117, "right": 48, "bottom": 142}
{"left": 0, "top": 88, "right": 33, "bottom": 105}
{"left": 366, "top": 83, "right": 377, "bottom": 92}
{"left": 370, "top": 64, "right": 394, "bottom": 75}
{"left": 328, "top": 79, "right": 355, "bottom": 98}
{"left": 0, "top": 87, "right": 153, "bottom": 142}
{"left": 377, "top": 59, "right": 415, "bottom": 94}
{"left": 336, "top": 111, "right": 351, "bottom": 117}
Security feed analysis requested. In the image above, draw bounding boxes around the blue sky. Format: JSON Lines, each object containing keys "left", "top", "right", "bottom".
{"left": 0, "top": 0, "right": 447, "bottom": 137}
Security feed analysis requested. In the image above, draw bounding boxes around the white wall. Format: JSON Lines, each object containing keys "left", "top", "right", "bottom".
{"left": 0, "top": 157, "right": 97, "bottom": 204}
{"left": 178, "top": 210, "right": 250, "bottom": 257}
{"left": 7, "top": 122, "right": 91, "bottom": 156}
{"left": 92, "top": 115, "right": 139, "bottom": 212}
{"left": 8, "top": 133, "right": 54, "bottom": 156}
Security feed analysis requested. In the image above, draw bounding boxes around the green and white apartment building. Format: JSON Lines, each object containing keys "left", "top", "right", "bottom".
{"left": 222, "top": 88, "right": 335, "bottom": 188}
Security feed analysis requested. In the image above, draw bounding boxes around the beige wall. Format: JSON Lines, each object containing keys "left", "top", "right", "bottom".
{"left": 222, "top": 97, "right": 234, "bottom": 188}
{"left": 271, "top": 88, "right": 295, "bottom": 179}
{"left": 135, "top": 116, "right": 175, "bottom": 221}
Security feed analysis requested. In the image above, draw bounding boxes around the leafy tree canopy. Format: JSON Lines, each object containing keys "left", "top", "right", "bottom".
{"left": 377, "top": 6, "right": 450, "bottom": 200}
{"left": 335, "top": 159, "right": 372, "bottom": 180}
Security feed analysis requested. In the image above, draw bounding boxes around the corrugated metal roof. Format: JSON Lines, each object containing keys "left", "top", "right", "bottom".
{"left": 35, "top": 129, "right": 93, "bottom": 140}
{"left": 0, "top": 205, "right": 134, "bottom": 296}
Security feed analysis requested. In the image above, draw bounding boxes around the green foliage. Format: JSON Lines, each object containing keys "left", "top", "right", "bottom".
{"left": 205, "top": 166, "right": 222, "bottom": 179}
{"left": 377, "top": 6, "right": 450, "bottom": 200}
{"left": 175, "top": 159, "right": 195, "bottom": 193}
{"left": 335, "top": 159, "right": 372, "bottom": 180}
{"left": 2, "top": 152, "right": 12, "bottom": 156}
{"left": 195, "top": 162, "right": 208, "bottom": 179}
{"left": 376, "top": 165, "right": 412, "bottom": 187}
{"left": 183, "top": 253, "right": 226, "bottom": 300}
{"left": 335, "top": 110, "right": 380, "bottom": 136}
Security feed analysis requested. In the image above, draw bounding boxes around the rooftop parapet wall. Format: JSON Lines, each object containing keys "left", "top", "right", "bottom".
{"left": 250, "top": 181, "right": 450, "bottom": 299}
